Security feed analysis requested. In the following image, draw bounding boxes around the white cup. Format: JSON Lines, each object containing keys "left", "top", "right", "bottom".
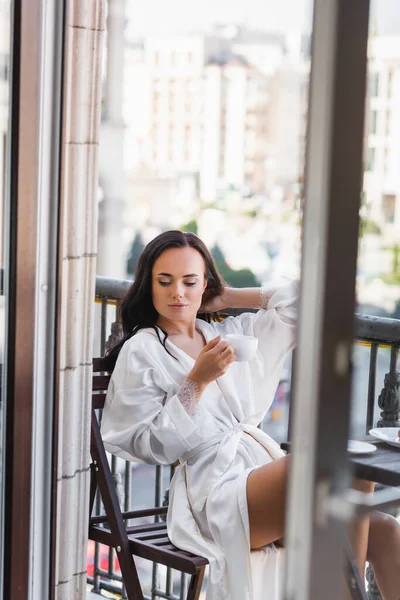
{"left": 225, "top": 334, "right": 258, "bottom": 362}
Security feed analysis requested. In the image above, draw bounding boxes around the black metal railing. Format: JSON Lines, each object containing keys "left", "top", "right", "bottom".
{"left": 88, "top": 275, "right": 400, "bottom": 600}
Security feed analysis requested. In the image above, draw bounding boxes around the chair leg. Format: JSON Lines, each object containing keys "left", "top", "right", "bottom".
{"left": 186, "top": 566, "right": 206, "bottom": 600}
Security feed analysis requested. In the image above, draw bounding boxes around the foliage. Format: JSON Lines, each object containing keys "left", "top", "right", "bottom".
{"left": 211, "top": 244, "right": 258, "bottom": 288}
{"left": 381, "top": 243, "right": 400, "bottom": 285}
{"left": 391, "top": 300, "right": 400, "bottom": 320}
{"left": 179, "top": 219, "right": 198, "bottom": 235}
{"left": 126, "top": 232, "right": 144, "bottom": 276}
{"left": 359, "top": 218, "right": 381, "bottom": 237}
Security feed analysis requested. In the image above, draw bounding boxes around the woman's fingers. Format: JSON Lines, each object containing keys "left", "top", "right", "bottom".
{"left": 204, "top": 336, "right": 221, "bottom": 350}
{"left": 219, "top": 345, "right": 236, "bottom": 367}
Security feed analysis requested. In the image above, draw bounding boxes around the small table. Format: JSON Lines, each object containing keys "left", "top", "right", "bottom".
{"left": 281, "top": 440, "right": 400, "bottom": 486}
{"left": 351, "top": 443, "right": 400, "bottom": 487}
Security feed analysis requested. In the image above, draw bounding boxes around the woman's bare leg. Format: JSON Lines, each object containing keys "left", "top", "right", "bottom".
{"left": 246, "top": 458, "right": 375, "bottom": 597}
{"left": 246, "top": 455, "right": 289, "bottom": 549}
{"left": 342, "top": 479, "right": 375, "bottom": 599}
{"left": 367, "top": 511, "right": 400, "bottom": 600}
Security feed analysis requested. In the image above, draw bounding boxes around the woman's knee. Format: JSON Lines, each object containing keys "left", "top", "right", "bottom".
{"left": 367, "top": 512, "right": 400, "bottom": 565}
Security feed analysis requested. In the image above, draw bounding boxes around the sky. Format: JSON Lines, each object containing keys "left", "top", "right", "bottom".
{"left": 126, "top": 0, "right": 400, "bottom": 37}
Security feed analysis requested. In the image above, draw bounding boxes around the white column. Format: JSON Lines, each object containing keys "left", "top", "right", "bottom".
{"left": 55, "top": 2, "right": 105, "bottom": 599}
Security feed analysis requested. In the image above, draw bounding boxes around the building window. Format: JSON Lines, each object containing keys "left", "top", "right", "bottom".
{"left": 388, "top": 70, "right": 393, "bottom": 97}
{"left": 386, "top": 110, "right": 391, "bottom": 137}
{"left": 382, "top": 193, "right": 395, "bottom": 224}
{"left": 369, "top": 110, "right": 378, "bottom": 135}
{"left": 369, "top": 72, "right": 379, "bottom": 97}
{"left": 366, "top": 147, "right": 375, "bottom": 171}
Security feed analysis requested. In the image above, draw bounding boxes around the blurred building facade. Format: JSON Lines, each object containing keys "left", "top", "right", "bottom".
{"left": 364, "top": 35, "right": 400, "bottom": 238}
{"left": 122, "top": 28, "right": 308, "bottom": 234}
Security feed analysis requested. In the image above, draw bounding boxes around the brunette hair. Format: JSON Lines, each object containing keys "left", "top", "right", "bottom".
{"left": 104, "top": 230, "right": 225, "bottom": 371}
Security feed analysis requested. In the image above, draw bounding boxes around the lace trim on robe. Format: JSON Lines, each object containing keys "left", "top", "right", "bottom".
{"left": 177, "top": 378, "right": 199, "bottom": 416}
{"left": 177, "top": 378, "right": 220, "bottom": 438}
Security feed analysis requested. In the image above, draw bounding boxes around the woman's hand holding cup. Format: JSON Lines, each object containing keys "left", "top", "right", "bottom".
{"left": 188, "top": 336, "right": 235, "bottom": 396}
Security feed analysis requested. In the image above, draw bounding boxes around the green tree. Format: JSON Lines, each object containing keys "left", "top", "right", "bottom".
{"left": 392, "top": 300, "right": 400, "bottom": 320}
{"left": 211, "top": 244, "right": 258, "bottom": 288}
{"left": 180, "top": 219, "right": 198, "bottom": 235}
{"left": 391, "top": 243, "right": 399, "bottom": 277}
{"left": 126, "top": 232, "right": 144, "bottom": 276}
{"left": 359, "top": 218, "right": 381, "bottom": 237}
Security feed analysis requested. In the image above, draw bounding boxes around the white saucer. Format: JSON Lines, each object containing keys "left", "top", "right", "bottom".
{"left": 369, "top": 428, "right": 400, "bottom": 449}
{"left": 347, "top": 440, "right": 377, "bottom": 455}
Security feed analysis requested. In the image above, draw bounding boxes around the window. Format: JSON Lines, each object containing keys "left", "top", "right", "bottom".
{"left": 386, "top": 111, "right": 391, "bottom": 137}
{"left": 388, "top": 70, "right": 393, "bottom": 97}
{"left": 369, "top": 72, "right": 379, "bottom": 97}
{"left": 366, "top": 147, "right": 375, "bottom": 171}
{"left": 369, "top": 110, "right": 378, "bottom": 135}
{"left": 382, "top": 193, "right": 395, "bottom": 224}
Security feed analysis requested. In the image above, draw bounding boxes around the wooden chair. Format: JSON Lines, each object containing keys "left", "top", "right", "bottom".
{"left": 89, "top": 357, "right": 208, "bottom": 600}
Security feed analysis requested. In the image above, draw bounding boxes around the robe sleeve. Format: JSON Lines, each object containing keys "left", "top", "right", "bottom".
{"left": 101, "top": 338, "right": 219, "bottom": 465}
{"left": 214, "top": 279, "right": 299, "bottom": 398}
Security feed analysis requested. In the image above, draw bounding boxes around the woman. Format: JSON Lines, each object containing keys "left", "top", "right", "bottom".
{"left": 101, "top": 230, "right": 400, "bottom": 600}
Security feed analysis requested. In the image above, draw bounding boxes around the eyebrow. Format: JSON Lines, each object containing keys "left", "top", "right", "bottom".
{"left": 157, "top": 272, "right": 199, "bottom": 278}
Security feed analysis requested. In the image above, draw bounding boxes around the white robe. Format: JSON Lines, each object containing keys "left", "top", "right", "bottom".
{"left": 101, "top": 279, "right": 298, "bottom": 600}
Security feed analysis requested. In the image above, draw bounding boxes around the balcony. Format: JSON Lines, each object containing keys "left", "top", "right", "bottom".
{"left": 87, "top": 275, "right": 400, "bottom": 600}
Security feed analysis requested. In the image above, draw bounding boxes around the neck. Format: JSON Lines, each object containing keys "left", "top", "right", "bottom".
{"left": 157, "top": 316, "right": 197, "bottom": 338}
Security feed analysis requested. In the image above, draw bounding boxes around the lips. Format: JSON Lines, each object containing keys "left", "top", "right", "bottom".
{"left": 169, "top": 304, "right": 188, "bottom": 308}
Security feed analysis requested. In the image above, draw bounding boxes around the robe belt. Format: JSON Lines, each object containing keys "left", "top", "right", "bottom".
{"left": 179, "top": 422, "right": 261, "bottom": 465}
{"left": 177, "top": 422, "right": 284, "bottom": 512}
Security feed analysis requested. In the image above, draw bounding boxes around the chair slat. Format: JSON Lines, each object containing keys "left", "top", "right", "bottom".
{"left": 136, "top": 530, "right": 169, "bottom": 542}
{"left": 92, "top": 374, "right": 110, "bottom": 391}
{"left": 93, "top": 357, "right": 109, "bottom": 373}
{"left": 92, "top": 393, "right": 106, "bottom": 410}
{"left": 89, "top": 523, "right": 207, "bottom": 574}
{"left": 125, "top": 522, "right": 166, "bottom": 535}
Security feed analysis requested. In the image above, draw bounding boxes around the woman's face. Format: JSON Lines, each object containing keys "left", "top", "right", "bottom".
{"left": 152, "top": 246, "right": 207, "bottom": 325}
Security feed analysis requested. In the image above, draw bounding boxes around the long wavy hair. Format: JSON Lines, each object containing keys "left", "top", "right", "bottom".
{"left": 105, "top": 230, "right": 226, "bottom": 371}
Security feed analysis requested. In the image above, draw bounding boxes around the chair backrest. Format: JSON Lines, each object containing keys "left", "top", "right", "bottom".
{"left": 92, "top": 357, "right": 110, "bottom": 408}
{"left": 90, "top": 358, "right": 145, "bottom": 598}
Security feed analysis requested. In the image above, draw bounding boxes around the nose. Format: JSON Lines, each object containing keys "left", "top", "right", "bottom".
{"left": 172, "top": 282, "right": 184, "bottom": 299}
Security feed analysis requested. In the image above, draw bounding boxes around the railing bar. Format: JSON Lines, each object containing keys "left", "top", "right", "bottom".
{"left": 100, "top": 298, "right": 108, "bottom": 355}
{"left": 179, "top": 572, "right": 188, "bottom": 600}
{"left": 152, "top": 562, "right": 160, "bottom": 600}
{"left": 87, "top": 575, "right": 123, "bottom": 594}
{"left": 366, "top": 343, "right": 378, "bottom": 433}
{"left": 91, "top": 567, "right": 123, "bottom": 582}
{"left": 152, "top": 466, "right": 163, "bottom": 600}
{"left": 155, "top": 465, "right": 163, "bottom": 521}
{"left": 166, "top": 565, "right": 173, "bottom": 596}
{"left": 108, "top": 453, "right": 119, "bottom": 579}
{"left": 92, "top": 488, "right": 102, "bottom": 592}
{"left": 107, "top": 545, "right": 116, "bottom": 579}
{"left": 153, "top": 589, "right": 180, "bottom": 600}
{"left": 390, "top": 345, "right": 399, "bottom": 374}
{"left": 125, "top": 459, "right": 131, "bottom": 526}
